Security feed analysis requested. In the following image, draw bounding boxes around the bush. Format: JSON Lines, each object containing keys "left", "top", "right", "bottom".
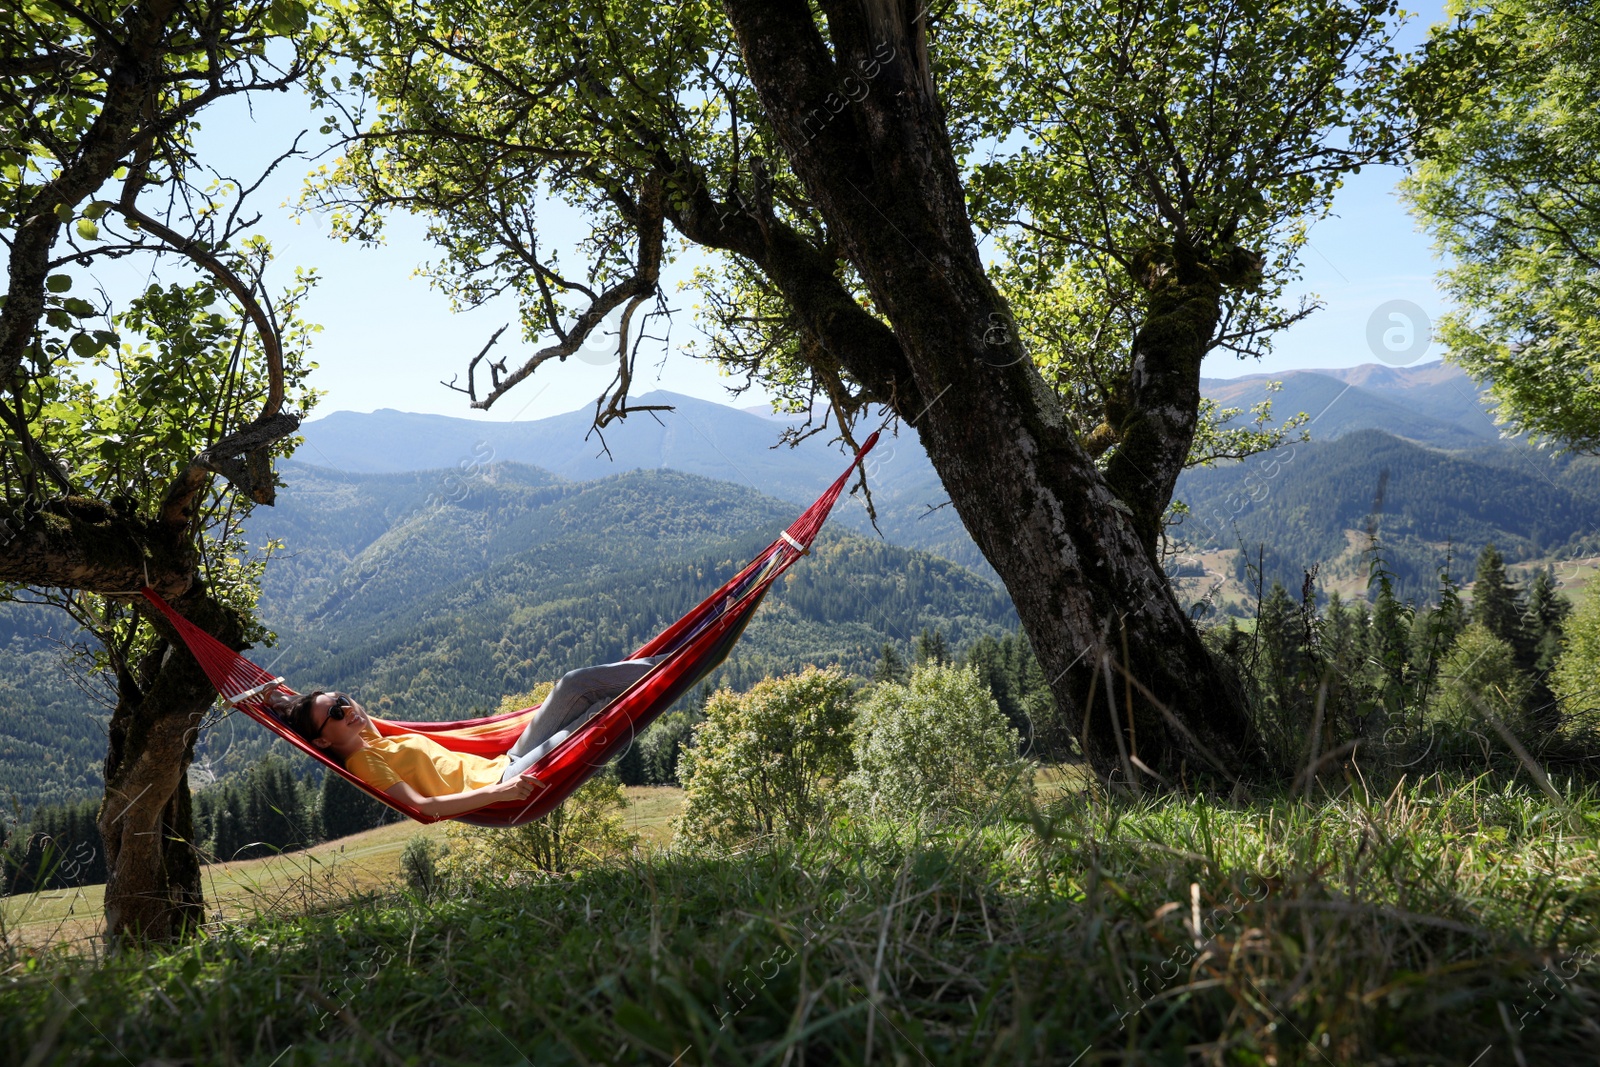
{"left": 1553, "top": 588, "right": 1600, "bottom": 730}
{"left": 844, "top": 663, "right": 1033, "bottom": 822}
{"left": 675, "top": 666, "right": 856, "bottom": 850}
{"left": 439, "top": 767, "right": 637, "bottom": 879}
{"left": 1431, "top": 623, "right": 1534, "bottom": 735}
{"left": 400, "top": 835, "right": 440, "bottom": 895}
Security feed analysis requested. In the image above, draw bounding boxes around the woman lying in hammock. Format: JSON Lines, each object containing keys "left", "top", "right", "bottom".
{"left": 283, "top": 657, "right": 664, "bottom": 817}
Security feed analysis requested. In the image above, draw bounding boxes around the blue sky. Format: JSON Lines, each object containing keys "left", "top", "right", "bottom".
{"left": 103, "top": 6, "right": 1451, "bottom": 424}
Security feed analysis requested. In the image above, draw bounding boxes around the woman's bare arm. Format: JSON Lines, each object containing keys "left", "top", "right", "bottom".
{"left": 383, "top": 775, "right": 543, "bottom": 818}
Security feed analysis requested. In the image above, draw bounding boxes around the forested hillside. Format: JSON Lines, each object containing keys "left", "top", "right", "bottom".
{"left": 0, "top": 604, "right": 111, "bottom": 818}
{"left": 297, "top": 392, "right": 992, "bottom": 574}
{"left": 12, "top": 417, "right": 1600, "bottom": 814}
{"left": 1175, "top": 429, "right": 1600, "bottom": 601}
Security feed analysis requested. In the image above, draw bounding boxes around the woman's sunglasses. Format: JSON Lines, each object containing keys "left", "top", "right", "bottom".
{"left": 315, "top": 695, "right": 353, "bottom": 739}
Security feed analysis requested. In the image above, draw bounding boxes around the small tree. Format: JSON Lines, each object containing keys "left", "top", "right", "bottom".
{"left": 845, "top": 664, "right": 1033, "bottom": 823}
{"left": 1368, "top": 563, "right": 1415, "bottom": 718}
{"left": 1431, "top": 624, "right": 1534, "bottom": 736}
{"left": 912, "top": 628, "right": 950, "bottom": 668}
{"left": 441, "top": 768, "right": 636, "bottom": 879}
{"left": 401, "top": 836, "right": 441, "bottom": 895}
{"left": 675, "top": 667, "right": 856, "bottom": 851}
{"left": 1471, "top": 544, "right": 1525, "bottom": 653}
{"left": 1552, "top": 591, "right": 1600, "bottom": 732}
{"left": 1524, "top": 567, "right": 1572, "bottom": 675}
{"left": 873, "top": 643, "right": 910, "bottom": 686}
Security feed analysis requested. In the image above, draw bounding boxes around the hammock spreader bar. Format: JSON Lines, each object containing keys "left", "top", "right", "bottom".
{"left": 142, "top": 431, "right": 878, "bottom": 827}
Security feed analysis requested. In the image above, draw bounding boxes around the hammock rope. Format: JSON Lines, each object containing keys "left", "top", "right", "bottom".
{"left": 143, "top": 431, "right": 878, "bottom": 827}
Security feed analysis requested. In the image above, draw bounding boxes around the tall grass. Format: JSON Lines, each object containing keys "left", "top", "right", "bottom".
{"left": 3, "top": 775, "right": 1598, "bottom": 1065}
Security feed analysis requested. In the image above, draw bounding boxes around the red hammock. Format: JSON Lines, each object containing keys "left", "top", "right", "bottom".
{"left": 143, "top": 432, "right": 877, "bottom": 827}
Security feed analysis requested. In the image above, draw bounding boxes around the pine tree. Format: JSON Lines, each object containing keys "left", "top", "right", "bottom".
{"left": 318, "top": 771, "right": 393, "bottom": 841}
{"left": 961, "top": 634, "right": 1010, "bottom": 709}
{"left": 1471, "top": 543, "right": 1524, "bottom": 652}
{"left": 875, "top": 642, "right": 911, "bottom": 684}
{"left": 1255, "top": 581, "right": 1302, "bottom": 711}
{"left": 1524, "top": 567, "right": 1573, "bottom": 674}
{"left": 212, "top": 798, "right": 242, "bottom": 864}
{"left": 241, "top": 758, "right": 308, "bottom": 858}
{"left": 1368, "top": 569, "right": 1413, "bottom": 716}
{"left": 1322, "top": 593, "right": 1362, "bottom": 671}
{"left": 1410, "top": 555, "right": 1469, "bottom": 709}
{"left": 912, "top": 628, "right": 950, "bottom": 667}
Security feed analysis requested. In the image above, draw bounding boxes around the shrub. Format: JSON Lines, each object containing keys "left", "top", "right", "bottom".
{"left": 1553, "top": 588, "right": 1600, "bottom": 730}
{"left": 440, "top": 767, "right": 638, "bottom": 879}
{"left": 675, "top": 666, "right": 856, "bottom": 850}
{"left": 400, "top": 835, "right": 440, "bottom": 895}
{"left": 845, "top": 663, "right": 1033, "bottom": 822}
{"left": 1431, "top": 624, "right": 1534, "bottom": 735}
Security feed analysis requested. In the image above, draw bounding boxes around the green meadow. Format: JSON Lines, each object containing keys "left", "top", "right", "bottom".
{"left": 5, "top": 770, "right": 1598, "bottom": 1065}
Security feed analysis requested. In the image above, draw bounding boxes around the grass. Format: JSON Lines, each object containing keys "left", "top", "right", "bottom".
{"left": 1, "top": 785, "right": 689, "bottom": 952}
{"left": 3, "top": 773, "right": 1599, "bottom": 1065}
{"left": 0, "top": 818, "right": 446, "bottom": 953}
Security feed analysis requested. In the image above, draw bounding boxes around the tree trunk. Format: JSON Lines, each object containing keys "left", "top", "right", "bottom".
{"left": 723, "top": 0, "right": 1261, "bottom": 782}
{"left": 1102, "top": 270, "right": 1225, "bottom": 563}
{"left": 98, "top": 589, "right": 242, "bottom": 943}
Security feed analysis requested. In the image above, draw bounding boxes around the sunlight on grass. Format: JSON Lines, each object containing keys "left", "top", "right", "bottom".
{"left": 8, "top": 774, "right": 1596, "bottom": 1064}
{"left": 1, "top": 786, "right": 685, "bottom": 951}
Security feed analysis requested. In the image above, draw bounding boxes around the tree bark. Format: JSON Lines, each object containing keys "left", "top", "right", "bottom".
{"left": 1101, "top": 268, "right": 1226, "bottom": 562}
{"left": 98, "top": 587, "right": 244, "bottom": 943}
{"left": 723, "top": 0, "right": 1261, "bottom": 781}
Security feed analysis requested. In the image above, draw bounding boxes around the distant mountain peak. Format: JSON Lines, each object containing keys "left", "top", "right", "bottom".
{"left": 1201, "top": 360, "right": 1471, "bottom": 391}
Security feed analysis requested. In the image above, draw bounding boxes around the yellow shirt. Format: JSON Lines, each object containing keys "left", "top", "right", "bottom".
{"left": 345, "top": 725, "right": 510, "bottom": 797}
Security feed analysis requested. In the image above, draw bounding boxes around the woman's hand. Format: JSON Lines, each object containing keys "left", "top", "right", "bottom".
{"left": 492, "top": 775, "right": 541, "bottom": 803}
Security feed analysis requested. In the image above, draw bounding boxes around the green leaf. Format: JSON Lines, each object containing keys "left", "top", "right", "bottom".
{"left": 45, "top": 274, "right": 72, "bottom": 293}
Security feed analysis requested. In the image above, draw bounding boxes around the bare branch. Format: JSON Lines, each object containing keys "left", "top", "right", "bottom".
{"left": 442, "top": 324, "right": 509, "bottom": 401}
{"left": 472, "top": 173, "right": 667, "bottom": 413}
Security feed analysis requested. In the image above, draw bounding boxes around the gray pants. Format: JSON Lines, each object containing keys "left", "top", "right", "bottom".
{"left": 499, "top": 656, "right": 664, "bottom": 780}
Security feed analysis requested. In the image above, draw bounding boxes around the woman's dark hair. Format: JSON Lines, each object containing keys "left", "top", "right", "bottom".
{"left": 284, "top": 690, "right": 327, "bottom": 745}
